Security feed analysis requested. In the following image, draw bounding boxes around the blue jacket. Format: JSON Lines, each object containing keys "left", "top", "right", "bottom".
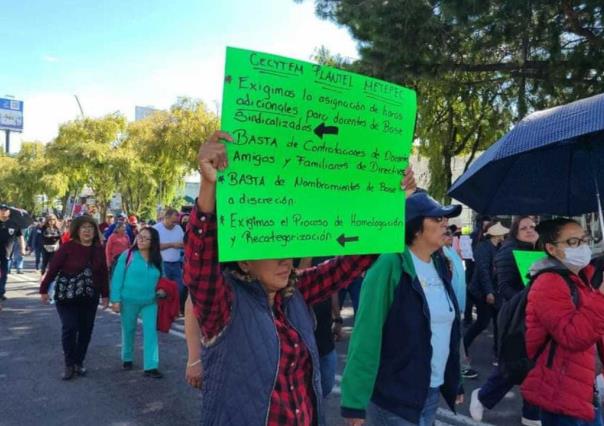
{"left": 341, "top": 250, "right": 462, "bottom": 423}
{"left": 199, "top": 272, "right": 324, "bottom": 426}
{"left": 27, "top": 226, "right": 43, "bottom": 250}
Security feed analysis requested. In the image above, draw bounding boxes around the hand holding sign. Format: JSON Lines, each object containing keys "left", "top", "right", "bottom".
{"left": 198, "top": 131, "right": 233, "bottom": 183}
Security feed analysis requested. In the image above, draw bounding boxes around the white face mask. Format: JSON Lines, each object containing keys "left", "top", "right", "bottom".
{"left": 562, "top": 244, "right": 592, "bottom": 270}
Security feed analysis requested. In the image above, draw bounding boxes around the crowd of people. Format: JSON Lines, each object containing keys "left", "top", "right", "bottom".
{"left": 1, "top": 129, "right": 603, "bottom": 426}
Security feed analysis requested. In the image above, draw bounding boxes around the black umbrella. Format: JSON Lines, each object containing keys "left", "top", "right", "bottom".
{"left": 0, "top": 205, "right": 33, "bottom": 229}
{"left": 448, "top": 94, "right": 604, "bottom": 218}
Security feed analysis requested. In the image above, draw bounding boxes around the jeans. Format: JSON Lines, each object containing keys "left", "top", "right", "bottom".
{"left": 0, "top": 255, "right": 8, "bottom": 296}
{"left": 9, "top": 245, "right": 23, "bottom": 272}
{"left": 55, "top": 298, "right": 99, "bottom": 367}
{"left": 163, "top": 261, "right": 186, "bottom": 312}
{"left": 121, "top": 302, "right": 159, "bottom": 370}
{"left": 338, "top": 276, "right": 363, "bottom": 316}
{"left": 319, "top": 349, "right": 337, "bottom": 397}
{"left": 463, "top": 293, "right": 498, "bottom": 357}
{"left": 541, "top": 406, "right": 603, "bottom": 426}
{"left": 367, "top": 387, "right": 440, "bottom": 426}
{"left": 478, "top": 366, "right": 540, "bottom": 419}
{"left": 34, "top": 247, "right": 42, "bottom": 269}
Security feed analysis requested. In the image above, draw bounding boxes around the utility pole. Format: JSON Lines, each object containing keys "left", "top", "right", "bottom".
{"left": 74, "top": 95, "right": 85, "bottom": 117}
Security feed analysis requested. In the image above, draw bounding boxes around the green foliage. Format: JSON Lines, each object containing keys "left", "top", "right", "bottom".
{"left": 307, "top": 0, "right": 604, "bottom": 200}
{"left": 5, "top": 98, "right": 219, "bottom": 217}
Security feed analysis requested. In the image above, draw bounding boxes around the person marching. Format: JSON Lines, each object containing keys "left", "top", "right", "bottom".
{"left": 41, "top": 214, "right": 62, "bottom": 274}
{"left": 184, "top": 131, "right": 416, "bottom": 426}
{"left": 110, "top": 227, "right": 163, "bottom": 378}
{"left": 341, "top": 192, "right": 464, "bottom": 426}
{"left": 39, "top": 216, "right": 109, "bottom": 380}
{"left": 522, "top": 219, "right": 604, "bottom": 426}
{"left": 105, "top": 222, "right": 130, "bottom": 267}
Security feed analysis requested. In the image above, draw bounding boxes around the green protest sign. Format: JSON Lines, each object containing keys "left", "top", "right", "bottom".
{"left": 513, "top": 250, "right": 548, "bottom": 286}
{"left": 217, "top": 47, "right": 417, "bottom": 261}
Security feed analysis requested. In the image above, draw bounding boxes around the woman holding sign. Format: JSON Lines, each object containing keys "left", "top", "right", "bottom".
{"left": 184, "top": 130, "right": 416, "bottom": 426}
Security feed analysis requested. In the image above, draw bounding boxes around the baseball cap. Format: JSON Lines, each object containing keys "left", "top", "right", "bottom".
{"left": 406, "top": 192, "right": 462, "bottom": 222}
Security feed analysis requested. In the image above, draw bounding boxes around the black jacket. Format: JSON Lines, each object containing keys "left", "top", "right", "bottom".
{"left": 469, "top": 240, "right": 498, "bottom": 299}
{"left": 494, "top": 238, "right": 535, "bottom": 302}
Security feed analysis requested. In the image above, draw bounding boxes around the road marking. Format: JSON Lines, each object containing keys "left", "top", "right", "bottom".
{"left": 436, "top": 408, "right": 494, "bottom": 426}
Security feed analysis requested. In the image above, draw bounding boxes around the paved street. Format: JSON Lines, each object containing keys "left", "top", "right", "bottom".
{"left": 1, "top": 256, "right": 523, "bottom": 425}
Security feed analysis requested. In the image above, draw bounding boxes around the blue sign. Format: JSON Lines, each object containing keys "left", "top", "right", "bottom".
{"left": 0, "top": 98, "right": 23, "bottom": 132}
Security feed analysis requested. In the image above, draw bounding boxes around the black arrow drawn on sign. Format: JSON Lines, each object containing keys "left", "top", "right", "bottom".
{"left": 314, "top": 122, "right": 339, "bottom": 139}
{"left": 337, "top": 234, "right": 359, "bottom": 247}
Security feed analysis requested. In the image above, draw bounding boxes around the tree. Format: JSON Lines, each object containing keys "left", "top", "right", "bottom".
{"left": 47, "top": 113, "right": 127, "bottom": 217}
{"left": 306, "top": 0, "right": 604, "bottom": 199}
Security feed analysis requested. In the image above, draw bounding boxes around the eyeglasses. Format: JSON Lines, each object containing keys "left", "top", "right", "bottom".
{"left": 137, "top": 236, "right": 152, "bottom": 242}
{"left": 553, "top": 236, "right": 593, "bottom": 248}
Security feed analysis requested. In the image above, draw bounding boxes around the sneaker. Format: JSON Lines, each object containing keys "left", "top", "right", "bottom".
{"left": 521, "top": 418, "right": 542, "bottom": 426}
{"left": 74, "top": 364, "right": 87, "bottom": 376}
{"left": 144, "top": 369, "right": 163, "bottom": 379}
{"left": 461, "top": 368, "right": 479, "bottom": 379}
{"left": 469, "top": 388, "right": 484, "bottom": 421}
{"left": 17, "top": 270, "right": 23, "bottom": 274}
{"left": 122, "top": 361, "right": 133, "bottom": 370}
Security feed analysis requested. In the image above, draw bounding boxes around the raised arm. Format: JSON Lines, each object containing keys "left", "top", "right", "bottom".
{"left": 184, "top": 131, "right": 234, "bottom": 341}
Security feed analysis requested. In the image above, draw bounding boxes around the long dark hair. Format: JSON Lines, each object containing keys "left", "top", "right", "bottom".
{"left": 133, "top": 227, "right": 163, "bottom": 273}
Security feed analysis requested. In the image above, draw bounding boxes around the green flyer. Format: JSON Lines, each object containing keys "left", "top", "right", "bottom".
{"left": 513, "top": 250, "right": 548, "bottom": 286}
{"left": 217, "top": 47, "right": 417, "bottom": 261}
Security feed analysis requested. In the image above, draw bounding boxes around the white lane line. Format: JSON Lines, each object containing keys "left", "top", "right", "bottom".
{"left": 436, "top": 408, "right": 494, "bottom": 426}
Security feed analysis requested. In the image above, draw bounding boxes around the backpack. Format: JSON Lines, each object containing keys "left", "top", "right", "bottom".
{"left": 109, "top": 249, "right": 134, "bottom": 281}
{"left": 496, "top": 267, "right": 580, "bottom": 385}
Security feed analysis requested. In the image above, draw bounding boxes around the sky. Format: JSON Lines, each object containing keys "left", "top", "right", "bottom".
{"left": 0, "top": 0, "right": 359, "bottom": 146}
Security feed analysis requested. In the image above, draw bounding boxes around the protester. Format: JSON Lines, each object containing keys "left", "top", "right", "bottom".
{"left": 0, "top": 204, "right": 26, "bottom": 301}
{"left": 41, "top": 214, "right": 62, "bottom": 274}
{"left": 470, "top": 216, "right": 541, "bottom": 425}
{"left": 104, "top": 214, "right": 135, "bottom": 243}
{"left": 341, "top": 192, "right": 463, "bottom": 425}
{"left": 110, "top": 227, "right": 163, "bottom": 378}
{"left": 443, "top": 225, "right": 478, "bottom": 380}
{"left": 99, "top": 213, "right": 114, "bottom": 234}
{"left": 154, "top": 208, "right": 186, "bottom": 314}
{"left": 184, "top": 131, "right": 416, "bottom": 425}
{"left": 521, "top": 218, "right": 604, "bottom": 426}
{"left": 8, "top": 238, "right": 24, "bottom": 274}
{"left": 39, "top": 216, "right": 109, "bottom": 380}
{"left": 60, "top": 217, "right": 72, "bottom": 243}
{"left": 128, "top": 215, "right": 139, "bottom": 238}
{"left": 496, "top": 216, "right": 539, "bottom": 301}
{"left": 464, "top": 221, "right": 509, "bottom": 362}
{"left": 105, "top": 222, "right": 130, "bottom": 267}
{"left": 27, "top": 219, "right": 44, "bottom": 270}
{"left": 464, "top": 216, "right": 492, "bottom": 326}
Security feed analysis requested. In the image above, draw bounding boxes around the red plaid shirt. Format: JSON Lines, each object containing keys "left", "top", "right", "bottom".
{"left": 184, "top": 206, "right": 376, "bottom": 426}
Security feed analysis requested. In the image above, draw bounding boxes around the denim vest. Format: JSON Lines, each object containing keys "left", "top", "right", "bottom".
{"left": 199, "top": 273, "right": 324, "bottom": 426}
